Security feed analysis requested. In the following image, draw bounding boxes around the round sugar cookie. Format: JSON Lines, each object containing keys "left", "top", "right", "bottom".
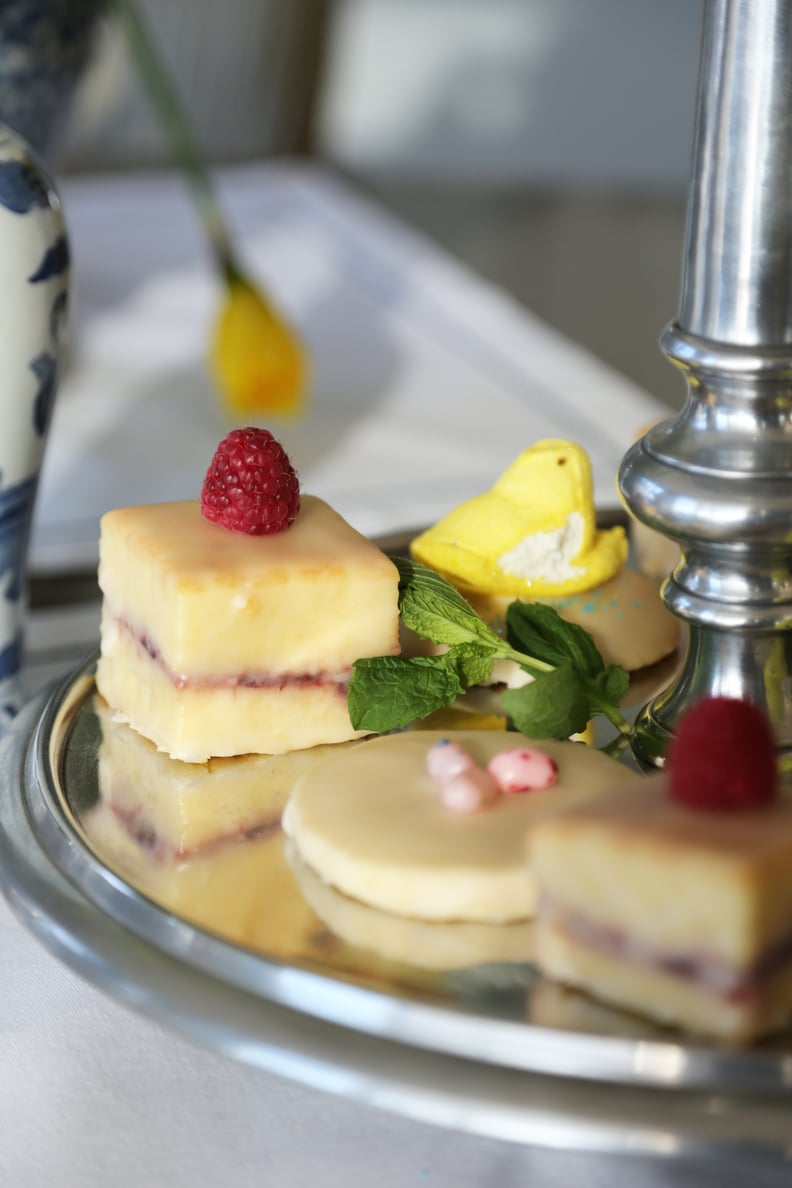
{"left": 282, "top": 730, "right": 635, "bottom": 923}
{"left": 466, "top": 568, "right": 680, "bottom": 673}
{"left": 542, "top": 568, "right": 680, "bottom": 671}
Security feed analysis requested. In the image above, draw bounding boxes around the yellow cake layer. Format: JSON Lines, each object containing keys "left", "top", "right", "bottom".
{"left": 98, "top": 496, "right": 400, "bottom": 678}
{"left": 97, "top": 630, "right": 369, "bottom": 762}
{"left": 94, "top": 696, "right": 359, "bottom": 852}
{"left": 531, "top": 776, "right": 792, "bottom": 966}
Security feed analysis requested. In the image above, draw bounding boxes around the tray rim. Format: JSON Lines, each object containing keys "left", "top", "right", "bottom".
{"left": 5, "top": 693, "right": 792, "bottom": 1159}
{"left": 12, "top": 651, "right": 792, "bottom": 1100}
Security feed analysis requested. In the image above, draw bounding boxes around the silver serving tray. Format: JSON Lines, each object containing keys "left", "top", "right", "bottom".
{"left": 2, "top": 655, "right": 792, "bottom": 1159}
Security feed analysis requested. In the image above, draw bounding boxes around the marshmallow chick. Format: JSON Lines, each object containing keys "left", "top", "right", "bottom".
{"left": 410, "top": 439, "right": 627, "bottom": 600}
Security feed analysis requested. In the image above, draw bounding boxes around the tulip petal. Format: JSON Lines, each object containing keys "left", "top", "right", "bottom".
{"left": 210, "top": 277, "right": 308, "bottom": 418}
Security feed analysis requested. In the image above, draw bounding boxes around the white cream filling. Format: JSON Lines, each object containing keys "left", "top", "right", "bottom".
{"left": 497, "top": 511, "right": 586, "bottom": 585}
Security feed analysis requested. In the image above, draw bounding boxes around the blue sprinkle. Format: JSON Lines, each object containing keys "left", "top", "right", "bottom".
{"left": 633, "top": 600, "right": 642, "bottom": 610}
{"left": 582, "top": 601, "right": 595, "bottom": 613}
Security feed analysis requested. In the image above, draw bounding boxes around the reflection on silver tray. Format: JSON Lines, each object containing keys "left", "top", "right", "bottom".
{"left": 3, "top": 576, "right": 792, "bottom": 1153}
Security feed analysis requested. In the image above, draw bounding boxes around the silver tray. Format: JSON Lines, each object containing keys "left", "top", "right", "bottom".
{"left": 3, "top": 650, "right": 792, "bottom": 1158}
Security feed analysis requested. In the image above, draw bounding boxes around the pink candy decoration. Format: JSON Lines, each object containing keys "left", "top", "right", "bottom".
{"left": 426, "top": 738, "right": 558, "bottom": 814}
{"left": 440, "top": 767, "right": 499, "bottom": 814}
{"left": 426, "top": 739, "right": 476, "bottom": 782}
{"left": 487, "top": 747, "right": 558, "bottom": 794}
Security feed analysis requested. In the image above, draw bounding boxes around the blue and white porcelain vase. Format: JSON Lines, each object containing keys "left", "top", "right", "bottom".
{"left": 0, "top": 123, "right": 68, "bottom": 725}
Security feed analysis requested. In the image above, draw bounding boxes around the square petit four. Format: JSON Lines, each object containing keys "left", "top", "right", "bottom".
{"left": 96, "top": 494, "right": 400, "bottom": 762}
{"left": 530, "top": 699, "right": 790, "bottom": 1041}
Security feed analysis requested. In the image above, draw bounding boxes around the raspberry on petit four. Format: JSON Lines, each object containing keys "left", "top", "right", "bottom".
{"left": 530, "top": 697, "right": 792, "bottom": 1042}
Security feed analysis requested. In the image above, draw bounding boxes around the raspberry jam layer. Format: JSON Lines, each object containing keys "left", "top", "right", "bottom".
{"left": 544, "top": 899, "right": 792, "bottom": 1001}
{"left": 110, "top": 799, "right": 282, "bottom": 860}
{"left": 117, "top": 616, "right": 351, "bottom": 695}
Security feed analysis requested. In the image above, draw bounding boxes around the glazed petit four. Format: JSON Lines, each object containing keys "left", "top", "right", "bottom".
{"left": 96, "top": 429, "right": 400, "bottom": 762}
{"left": 531, "top": 697, "right": 792, "bottom": 1041}
{"left": 410, "top": 438, "right": 679, "bottom": 674}
{"left": 282, "top": 729, "right": 634, "bottom": 923}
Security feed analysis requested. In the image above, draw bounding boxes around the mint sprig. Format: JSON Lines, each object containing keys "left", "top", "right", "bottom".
{"left": 348, "top": 557, "right": 632, "bottom": 743}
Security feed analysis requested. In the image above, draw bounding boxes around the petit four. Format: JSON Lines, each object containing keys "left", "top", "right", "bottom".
{"left": 96, "top": 429, "right": 400, "bottom": 761}
{"left": 531, "top": 698, "right": 791, "bottom": 1041}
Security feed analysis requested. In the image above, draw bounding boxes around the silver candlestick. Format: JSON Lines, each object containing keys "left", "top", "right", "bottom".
{"left": 619, "top": 0, "right": 792, "bottom": 767}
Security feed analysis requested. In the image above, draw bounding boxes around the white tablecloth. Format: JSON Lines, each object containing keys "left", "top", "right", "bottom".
{"left": 33, "top": 162, "right": 664, "bottom": 571}
{"left": 6, "top": 163, "right": 768, "bottom": 1187}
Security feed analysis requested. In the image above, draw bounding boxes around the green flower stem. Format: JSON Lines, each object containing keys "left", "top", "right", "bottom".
{"left": 113, "top": 0, "right": 238, "bottom": 281}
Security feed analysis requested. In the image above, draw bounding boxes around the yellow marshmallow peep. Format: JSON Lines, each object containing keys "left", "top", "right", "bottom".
{"left": 411, "top": 439, "right": 626, "bottom": 599}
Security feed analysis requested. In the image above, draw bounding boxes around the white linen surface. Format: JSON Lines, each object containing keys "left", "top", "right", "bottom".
{"left": 33, "top": 162, "right": 666, "bottom": 570}
{"left": 3, "top": 165, "right": 747, "bottom": 1188}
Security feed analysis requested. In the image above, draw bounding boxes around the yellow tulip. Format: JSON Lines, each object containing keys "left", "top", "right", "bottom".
{"left": 115, "top": 2, "right": 309, "bottom": 418}
{"left": 210, "top": 275, "right": 308, "bottom": 418}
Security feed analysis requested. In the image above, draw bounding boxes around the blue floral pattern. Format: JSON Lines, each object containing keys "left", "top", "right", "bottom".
{"left": 0, "top": 476, "right": 36, "bottom": 603}
{"left": 28, "top": 231, "right": 69, "bottom": 282}
{"left": 29, "top": 350, "right": 56, "bottom": 435}
{"left": 0, "top": 156, "right": 48, "bottom": 210}
{"left": 0, "top": 124, "right": 68, "bottom": 719}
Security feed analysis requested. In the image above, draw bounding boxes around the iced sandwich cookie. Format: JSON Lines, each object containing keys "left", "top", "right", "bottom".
{"left": 282, "top": 729, "right": 634, "bottom": 924}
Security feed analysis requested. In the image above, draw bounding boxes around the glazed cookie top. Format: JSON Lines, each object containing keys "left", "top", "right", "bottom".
{"left": 465, "top": 568, "right": 680, "bottom": 673}
{"left": 282, "top": 730, "right": 635, "bottom": 924}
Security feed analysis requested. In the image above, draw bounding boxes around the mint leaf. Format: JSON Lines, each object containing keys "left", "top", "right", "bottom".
{"left": 502, "top": 664, "right": 591, "bottom": 739}
{"left": 444, "top": 643, "right": 495, "bottom": 688}
{"left": 349, "top": 654, "right": 462, "bottom": 731}
{"left": 394, "top": 557, "right": 501, "bottom": 649}
{"left": 506, "top": 600, "right": 604, "bottom": 679}
{"left": 345, "top": 554, "right": 634, "bottom": 745}
{"left": 596, "top": 664, "right": 630, "bottom": 706}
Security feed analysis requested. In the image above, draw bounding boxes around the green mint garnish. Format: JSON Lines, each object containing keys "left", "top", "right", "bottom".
{"left": 347, "top": 556, "right": 632, "bottom": 744}
{"left": 348, "top": 654, "right": 463, "bottom": 732}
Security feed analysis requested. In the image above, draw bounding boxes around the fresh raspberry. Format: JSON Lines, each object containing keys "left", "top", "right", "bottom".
{"left": 200, "top": 427, "right": 300, "bottom": 535}
{"left": 667, "top": 696, "right": 778, "bottom": 810}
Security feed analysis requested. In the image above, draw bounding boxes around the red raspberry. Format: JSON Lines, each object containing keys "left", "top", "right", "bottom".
{"left": 200, "top": 427, "right": 300, "bottom": 535}
{"left": 667, "top": 696, "right": 778, "bottom": 810}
